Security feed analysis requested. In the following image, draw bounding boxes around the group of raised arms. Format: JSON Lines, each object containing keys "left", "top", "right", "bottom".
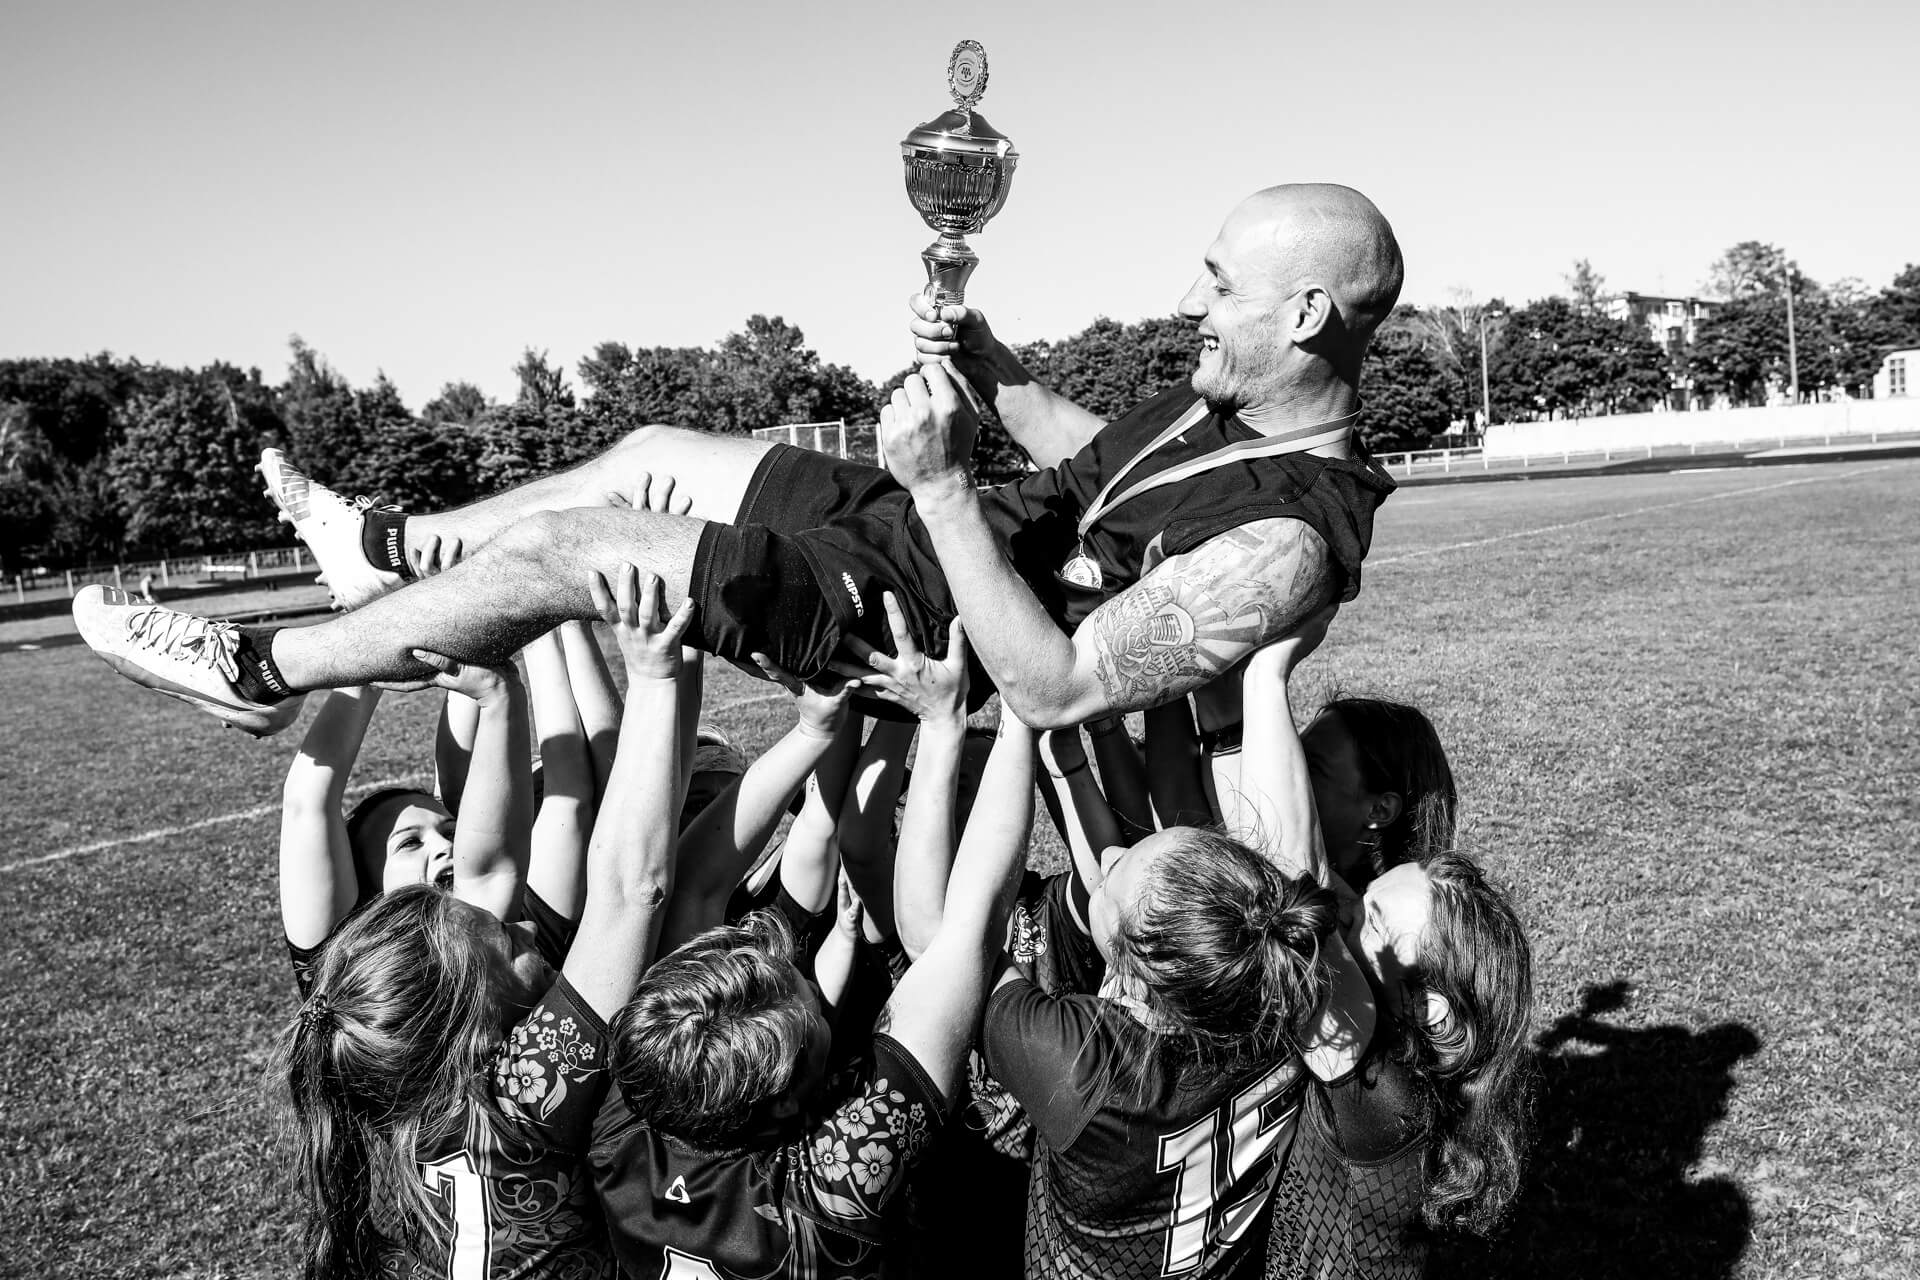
{"left": 275, "top": 570, "right": 1535, "bottom": 1280}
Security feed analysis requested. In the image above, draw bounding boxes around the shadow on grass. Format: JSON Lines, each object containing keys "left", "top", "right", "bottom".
{"left": 1434, "top": 980, "right": 1761, "bottom": 1280}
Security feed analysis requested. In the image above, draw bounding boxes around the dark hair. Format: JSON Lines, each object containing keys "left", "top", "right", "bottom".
{"left": 281, "top": 885, "right": 520, "bottom": 1279}
{"left": 1322, "top": 697, "right": 1456, "bottom": 878}
{"left": 610, "top": 911, "right": 812, "bottom": 1148}
{"left": 1116, "top": 828, "right": 1337, "bottom": 1073}
{"left": 1401, "top": 850, "right": 1535, "bottom": 1234}
{"left": 343, "top": 787, "right": 442, "bottom": 903}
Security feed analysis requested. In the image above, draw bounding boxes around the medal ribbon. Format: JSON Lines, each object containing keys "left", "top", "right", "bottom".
{"left": 1074, "top": 400, "right": 1361, "bottom": 544}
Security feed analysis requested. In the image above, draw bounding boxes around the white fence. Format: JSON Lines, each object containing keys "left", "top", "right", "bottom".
{"left": 1483, "top": 398, "right": 1920, "bottom": 460}
{"left": 7, "top": 545, "right": 312, "bottom": 607}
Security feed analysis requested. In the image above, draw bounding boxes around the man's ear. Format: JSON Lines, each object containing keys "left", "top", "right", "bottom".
{"left": 1290, "top": 286, "right": 1336, "bottom": 343}
{"left": 1366, "top": 790, "right": 1403, "bottom": 831}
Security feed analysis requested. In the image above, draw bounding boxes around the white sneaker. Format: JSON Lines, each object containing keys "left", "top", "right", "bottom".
{"left": 72, "top": 585, "right": 304, "bottom": 737}
{"left": 258, "top": 448, "right": 402, "bottom": 611}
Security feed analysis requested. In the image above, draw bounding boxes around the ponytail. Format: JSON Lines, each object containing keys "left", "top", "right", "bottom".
{"left": 280, "top": 886, "right": 523, "bottom": 1277}
{"left": 1119, "top": 828, "right": 1337, "bottom": 1073}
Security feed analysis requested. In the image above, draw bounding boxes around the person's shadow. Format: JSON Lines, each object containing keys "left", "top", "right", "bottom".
{"left": 1432, "top": 980, "right": 1760, "bottom": 1280}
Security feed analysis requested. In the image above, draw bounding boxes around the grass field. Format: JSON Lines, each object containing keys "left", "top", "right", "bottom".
{"left": 3, "top": 458, "right": 1917, "bottom": 1278}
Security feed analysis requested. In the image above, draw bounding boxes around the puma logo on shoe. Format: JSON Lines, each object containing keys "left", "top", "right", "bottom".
{"left": 841, "top": 572, "right": 864, "bottom": 618}
{"left": 664, "top": 1175, "right": 691, "bottom": 1205}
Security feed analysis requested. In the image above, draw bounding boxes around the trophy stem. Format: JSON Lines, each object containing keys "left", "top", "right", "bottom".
{"left": 922, "top": 234, "right": 979, "bottom": 306}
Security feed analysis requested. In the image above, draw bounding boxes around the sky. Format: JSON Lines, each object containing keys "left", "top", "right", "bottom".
{"left": 3, "top": 0, "right": 1915, "bottom": 409}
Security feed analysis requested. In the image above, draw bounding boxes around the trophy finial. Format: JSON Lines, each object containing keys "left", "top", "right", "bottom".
{"left": 947, "top": 40, "right": 988, "bottom": 112}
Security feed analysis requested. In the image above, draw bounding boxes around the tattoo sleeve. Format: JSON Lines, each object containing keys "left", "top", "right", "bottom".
{"left": 1084, "top": 519, "right": 1336, "bottom": 713}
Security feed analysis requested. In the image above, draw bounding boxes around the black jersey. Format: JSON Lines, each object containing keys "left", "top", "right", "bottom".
{"left": 1264, "top": 1045, "right": 1431, "bottom": 1280}
{"left": 587, "top": 1034, "right": 947, "bottom": 1280}
{"left": 977, "top": 386, "right": 1398, "bottom": 635}
{"left": 983, "top": 977, "right": 1306, "bottom": 1279}
{"left": 393, "top": 974, "right": 616, "bottom": 1280}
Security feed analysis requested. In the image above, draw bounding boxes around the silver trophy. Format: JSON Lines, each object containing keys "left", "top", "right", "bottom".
{"left": 901, "top": 40, "right": 1018, "bottom": 306}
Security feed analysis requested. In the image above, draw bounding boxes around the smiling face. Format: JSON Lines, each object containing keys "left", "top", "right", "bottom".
{"left": 1349, "top": 860, "right": 1434, "bottom": 1019}
{"left": 1301, "top": 710, "right": 1400, "bottom": 886}
{"left": 1178, "top": 200, "right": 1299, "bottom": 415}
{"left": 353, "top": 791, "right": 458, "bottom": 893}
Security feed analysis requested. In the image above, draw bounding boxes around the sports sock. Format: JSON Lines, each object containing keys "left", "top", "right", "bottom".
{"left": 360, "top": 511, "right": 416, "bottom": 578}
{"left": 231, "top": 626, "right": 295, "bottom": 704}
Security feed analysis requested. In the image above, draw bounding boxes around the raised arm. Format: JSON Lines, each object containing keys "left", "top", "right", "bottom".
{"left": 522, "top": 627, "right": 594, "bottom": 920}
{"left": 559, "top": 619, "right": 624, "bottom": 805}
{"left": 657, "top": 663, "right": 856, "bottom": 952}
{"left": 563, "top": 565, "right": 694, "bottom": 1021}
{"left": 280, "top": 686, "right": 383, "bottom": 949}
{"left": 876, "top": 716, "right": 1036, "bottom": 1099}
{"left": 409, "top": 650, "right": 533, "bottom": 926}
{"left": 884, "top": 363, "right": 1338, "bottom": 728}
{"left": 1083, "top": 716, "right": 1155, "bottom": 842}
{"left": 908, "top": 294, "right": 1104, "bottom": 468}
{"left": 1142, "top": 698, "right": 1217, "bottom": 828}
{"left": 834, "top": 719, "right": 916, "bottom": 941}
{"left": 853, "top": 597, "right": 971, "bottom": 961}
{"left": 1034, "top": 727, "right": 1124, "bottom": 900}
{"left": 1233, "top": 611, "right": 1374, "bottom": 1080}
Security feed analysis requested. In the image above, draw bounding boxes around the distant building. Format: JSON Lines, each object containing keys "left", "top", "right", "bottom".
{"left": 1604, "top": 292, "right": 1719, "bottom": 351}
{"left": 1874, "top": 348, "right": 1916, "bottom": 400}
{"left": 1603, "top": 291, "right": 1722, "bottom": 411}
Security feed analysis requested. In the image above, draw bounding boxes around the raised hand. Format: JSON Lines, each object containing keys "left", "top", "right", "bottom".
{"left": 588, "top": 564, "right": 695, "bottom": 681}
{"left": 908, "top": 292, "right": 999, "bottom": 368}
{"left": 843, "top": 593, "right": 968, "bottom": 725}
{"left": 878, "top": 361, "right": 982, "bottom": 495}
{"left": 750, "top": 652, "right": 859, "bottom": 740}
{"left": 382, "top": 649, "right": 518, "bottom": 705}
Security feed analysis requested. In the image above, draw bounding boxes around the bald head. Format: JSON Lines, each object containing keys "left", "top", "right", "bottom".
{"left": 1240, "top": 183, "right": 1404, "bottom": 359}
{"left": 1180, "top": 184, "right": 1404, "bottom": 421}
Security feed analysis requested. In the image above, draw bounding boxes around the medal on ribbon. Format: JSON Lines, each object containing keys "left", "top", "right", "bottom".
{"left": 1057, "top": 543, "right": 1103, "bottom": 590}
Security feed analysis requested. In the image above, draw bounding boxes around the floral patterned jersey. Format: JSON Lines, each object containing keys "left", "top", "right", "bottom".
{"left": 403, "top": 973, "right": 617, "bottom": 1280}
{"left": 587, "top": 1033, "right": 947, "bottom": 1280}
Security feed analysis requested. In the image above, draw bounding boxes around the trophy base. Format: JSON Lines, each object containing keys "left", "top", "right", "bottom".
{"left": 922, "top": 235, "right": 978, "bottom": 307}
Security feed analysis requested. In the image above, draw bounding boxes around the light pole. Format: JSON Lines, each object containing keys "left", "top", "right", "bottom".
{"left": 1478, "top": 308, "right": 1504, "bottom": 441}
{"left": 1783, "top": 260, "right": 1800, "bottom": 404}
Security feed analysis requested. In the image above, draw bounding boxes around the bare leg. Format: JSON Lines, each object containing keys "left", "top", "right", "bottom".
{"left": 404, "top": 426, "right": 776, "bottom": 564}
{"left": 273, "top": 508, "right": 707, "bottom": 690}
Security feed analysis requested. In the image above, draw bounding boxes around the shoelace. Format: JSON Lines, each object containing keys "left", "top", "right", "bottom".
{"left": 126, "top": 607, "right": 242, "bottom": 682}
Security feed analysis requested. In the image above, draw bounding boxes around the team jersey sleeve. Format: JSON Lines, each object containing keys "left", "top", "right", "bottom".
{"left": 788, "top": 1033, "right": 947, "bottom": 1237}
{"left": 980, "top": 976, "right": 1110, "bottom": 1153}
{"left": 286, "top": 937, "right": 323, "bottom": 1000}
{"left": 487, "top": 973, "right": 614, "bottom": 1152}
{"left": 522, "top": 887, "right": 578, "bottom": 969}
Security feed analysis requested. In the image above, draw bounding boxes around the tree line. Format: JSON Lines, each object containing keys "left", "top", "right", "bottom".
{"left": 4, "top": 247, "right": 1917, "bottom": 572}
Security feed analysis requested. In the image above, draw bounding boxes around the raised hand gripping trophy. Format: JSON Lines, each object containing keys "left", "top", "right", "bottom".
{"left": 901, "top": 40, "right": 1017, "bottom": 306}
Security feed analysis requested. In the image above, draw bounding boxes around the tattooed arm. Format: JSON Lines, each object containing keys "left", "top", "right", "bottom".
{"left": 913, "top": 479, "right": 1338, "bottom": 727}
{"left": 889, "top": 363, "right": 1340, "bottom": 728}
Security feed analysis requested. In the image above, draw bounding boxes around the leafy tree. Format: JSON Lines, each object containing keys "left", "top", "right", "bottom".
{"left": 1565, "top": 260, "right": 1607, "bottom": 314}
{"left": 279, "top": 336, "right": 365, "bottom": 492}
{"left": 710, "top": 316, "right": 876, "bottom": 435}
{"left": 1489, "top": 298, "right": 1670, "bottom": 419}
{"left": 1871, "top": 264, "right": 1920, "bottom": 351}
{"left": 1361, "top": 319, "right": 1460, "bottom": 450}
{"left": 514, "top": 348, "right": 575, "bottom": 412}
{"left": 107, "top": 368, "right": 282, "bottom": 553}
{"left": 1705, "top": 241, "right": 1790, "bottom": 300}
{"left": 1014, "top": 316, "right": 1195, "bottom": 420}
{"left": 577, "top": 340, "right": 718, "bottom": 446}
{"left": 423, "top": 381, "right": 490, "bottom": 426}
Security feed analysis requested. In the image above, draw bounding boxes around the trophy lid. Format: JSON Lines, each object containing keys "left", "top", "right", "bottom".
{"left": 902, "top": 108, "right": 1017, "bottom": 159}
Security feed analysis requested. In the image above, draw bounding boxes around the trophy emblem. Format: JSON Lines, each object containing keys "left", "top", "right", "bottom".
{"left": 901, "top": 40, "right": 1018, "bottom": 305}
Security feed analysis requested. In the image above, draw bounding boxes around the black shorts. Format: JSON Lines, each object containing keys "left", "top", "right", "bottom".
{"left": 686, "top": 445, "right": 988, "bottom": 712}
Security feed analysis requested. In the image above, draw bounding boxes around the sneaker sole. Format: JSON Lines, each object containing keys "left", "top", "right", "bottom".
{"left": 91, "top": 649, "right": 301, "bottom": 738}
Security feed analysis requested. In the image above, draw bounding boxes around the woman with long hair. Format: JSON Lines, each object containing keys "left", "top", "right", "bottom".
{"left": 281, "top": 564, "right": 689, "bottom": 1280}
{"left": 1233, "top": 640, "right": 1534, "bottom": 1279}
